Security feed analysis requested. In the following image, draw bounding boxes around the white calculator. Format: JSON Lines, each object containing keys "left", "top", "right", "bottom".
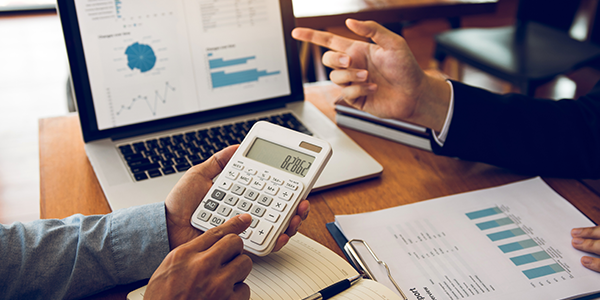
{"left": 191, "top": 121, "right": 332, "bottom": 256}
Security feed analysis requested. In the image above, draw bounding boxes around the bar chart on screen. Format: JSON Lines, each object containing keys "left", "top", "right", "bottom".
{"left": 205, "top": 45, "right": 284, "bottom": 90}
{"left": 207, "top": 53, "right": 280, "bottom": 88}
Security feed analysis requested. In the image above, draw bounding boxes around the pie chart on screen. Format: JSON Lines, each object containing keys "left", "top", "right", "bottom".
{"left": 125, "top": 42, "right": 156, "bottom": 73}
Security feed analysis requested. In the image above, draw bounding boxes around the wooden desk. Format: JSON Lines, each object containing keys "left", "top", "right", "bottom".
{"left": 39, "top": 83, "right": 600, "bottom": 299}
{"left": 293, "top": 0, "right": 498, "bottom": 29}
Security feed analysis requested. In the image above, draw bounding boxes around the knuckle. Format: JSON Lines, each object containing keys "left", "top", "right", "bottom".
{"left": 223, "top": 233, "right": 244, "bottom": 249}
{"left": 205, "top": 225, "right": 227, "bottom": 240}
{"left": 232, "top": 283, "right": 251, "bottom": 300}
{"left": 165, "top": 245, "right": 188, "bottom": 262}
{"left": 323, "top": 34, "right": 334, "bottom": 47}
{"left": 589, "top": 239, "right": 600, "bottom": 254}
{"left": 239, "top": 254, "right": 253, "bottom": 271}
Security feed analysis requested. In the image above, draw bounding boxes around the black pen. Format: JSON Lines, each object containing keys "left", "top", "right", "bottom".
{"left": 301, "top": 274, "right": 363, "bottom": 300}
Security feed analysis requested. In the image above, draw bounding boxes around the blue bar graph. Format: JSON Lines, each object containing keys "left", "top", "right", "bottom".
{"left": 476, "top": 217, "right": 514, "bottom": 230}
{"left": 498, "top": 239, "right": 538, "bottom": 253}
{"left": 466, "top": 207, "right": 502, "bottom": 220}
{"left": 211, "top": 69, "right": 281, "bottom": 88}
{"left": 511, "top": 251, "right": 551, "bottom": 266}
{"left": 487, "top": 228, "right": 526, "bottom": 241}
{"left": 115, "top": 0, "right": 122, "bottom": 18}
{"left": 522, "top": 264, "right": 564, "bottom": 279}
{"left": 209, "top": 56, "right": 256, "bottom": 69}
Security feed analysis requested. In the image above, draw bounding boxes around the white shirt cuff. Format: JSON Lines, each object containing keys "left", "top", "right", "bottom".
{"left": 432, "top": 80, "right": 454, "bottom": 147}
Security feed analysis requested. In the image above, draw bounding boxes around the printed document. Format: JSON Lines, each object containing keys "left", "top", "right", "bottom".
{"left": 336, "top": 178, "right": 600, "bottom": 300}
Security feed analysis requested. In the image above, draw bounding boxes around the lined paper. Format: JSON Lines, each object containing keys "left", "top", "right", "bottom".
{"left": 128, "top": 233, "right": 402, "bottom": 300}
{"left": 248, "top": 233, "right": 358, "bottom": 299}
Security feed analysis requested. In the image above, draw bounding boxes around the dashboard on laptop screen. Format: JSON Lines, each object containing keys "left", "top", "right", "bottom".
{"left": 72, "top": 0, "right": 292, "bottom": 131}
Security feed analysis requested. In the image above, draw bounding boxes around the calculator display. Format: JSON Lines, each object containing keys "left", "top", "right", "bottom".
{"left": 246, "top": 138, "right": 315, "bottom": 177}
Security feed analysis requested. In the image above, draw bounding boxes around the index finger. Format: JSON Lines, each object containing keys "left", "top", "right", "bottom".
{"left": 192, "top": 214, "right": 252, "bottom": 252}
{"left": 292, "top": 27, "right": 355, "bottom": 53}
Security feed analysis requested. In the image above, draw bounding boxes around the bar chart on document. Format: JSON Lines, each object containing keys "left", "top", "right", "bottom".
{"left": 465, "top": 206, "right": 572, "bottom": 287}
{"left": 335, "top": 179, "right": 599, "bottom": 300}
{"left": 384, "top": 207, "right": 578, "bottom": 299}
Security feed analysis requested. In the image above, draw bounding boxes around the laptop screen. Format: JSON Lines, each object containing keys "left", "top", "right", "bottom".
{"left": 58, "top": 0, "right": 303, "bottom": 141}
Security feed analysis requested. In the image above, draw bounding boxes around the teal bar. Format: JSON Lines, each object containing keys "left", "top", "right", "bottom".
{"left": 476, "top": 217, "right": 514, "bottom": 230}
{"left": 209, "top": 56, "right": 256, "bottom": 69}
{"left": 487, "top": 228, "right": 525, "bottom": 241}
{"left": 499, "top": 239, "right": 538, "bottom": 253}
{"left": 523, "top": 264, "right": 564, "bottom": 279}
{"left": 466, "top": 207, "right": 502, "bottom": 220}
{"left": 511, "top": 251, "right": 551, "bottom": 266}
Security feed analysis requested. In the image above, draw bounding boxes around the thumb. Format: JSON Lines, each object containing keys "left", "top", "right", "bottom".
{"left": 193, "top": 144, "right": 239, "bottom": 180}
{"left": 345, "top": 19, "right": 402, "bottom": 49}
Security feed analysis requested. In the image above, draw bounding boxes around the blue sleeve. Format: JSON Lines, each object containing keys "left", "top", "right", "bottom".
{"left": 0, "top": 202, "right": 171, "bottom": 300}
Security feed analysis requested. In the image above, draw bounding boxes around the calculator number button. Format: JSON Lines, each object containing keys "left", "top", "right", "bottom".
{"left": 196, "top": 210, "right": 211, "bottom": 222}
{"left": 224, "top": 195, "right": 239, "bottom": 206}
{"left": 237, "top": 200, "right": 252, "bottom": 211}
{"left": 250, "top": 205, "right": 266, "bottom": 217}
{"left": 231, "top": 184, "right": 246, "bottom": 195}
{"left": 210, "top": 215, "right": 225, "bottom": 227}
{"left": 217, "top": 205, "right": 232, "bottom": 217}
{"left": 244, "top": 189, "right": 259, "bottom": 201}
{"left": 257, "top": 195, "right": 273, "bottom": 206}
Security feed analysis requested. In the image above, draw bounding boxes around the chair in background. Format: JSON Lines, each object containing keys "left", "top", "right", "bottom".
{"left": 433, "top": 0, "right": 600, "bottom": 96}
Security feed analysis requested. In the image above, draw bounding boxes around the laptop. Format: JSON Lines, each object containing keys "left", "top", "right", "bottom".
{"left": 56, "top": 0, "right": 382, "bottom": 211}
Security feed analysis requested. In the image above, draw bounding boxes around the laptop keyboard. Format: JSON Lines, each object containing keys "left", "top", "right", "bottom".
{"left": 117, "top": 113, "right": 312, "bottom": 181}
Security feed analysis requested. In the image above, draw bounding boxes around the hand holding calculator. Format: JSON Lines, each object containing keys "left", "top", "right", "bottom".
{"left": 191, "top": 121, "right": 332, "bottom": 256}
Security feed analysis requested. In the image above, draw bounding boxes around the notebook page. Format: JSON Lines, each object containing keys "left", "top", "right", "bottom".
{"left": 248, "top": 233, "right": 359, "bottom": 299}
{"left": 127, "top": 233, "right": 363, "bottom": 300}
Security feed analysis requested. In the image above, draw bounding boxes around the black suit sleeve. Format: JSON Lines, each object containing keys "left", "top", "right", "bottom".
{"left": 431, "top": 80, "right": 600, "bottom": 179}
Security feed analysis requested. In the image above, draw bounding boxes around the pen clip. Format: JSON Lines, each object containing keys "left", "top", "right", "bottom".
{"left": 344, "top": 239, "right": 408, "bottom": 300}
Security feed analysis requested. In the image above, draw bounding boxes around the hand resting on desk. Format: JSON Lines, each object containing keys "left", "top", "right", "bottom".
{"left": 146, "top": 145, "right": 310, "bottom": 299}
